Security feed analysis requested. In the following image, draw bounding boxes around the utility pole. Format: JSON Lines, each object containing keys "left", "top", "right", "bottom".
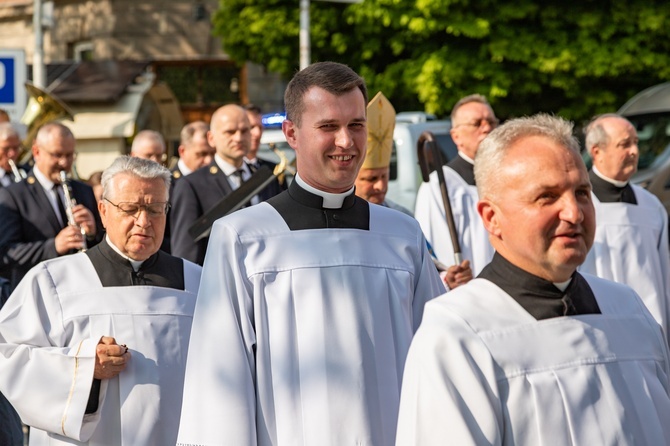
{"left": 32, "top": 0, "right": 46, "bottom": 88}
{"left": 299, "top": 0, "right": 362, "bottom": 71}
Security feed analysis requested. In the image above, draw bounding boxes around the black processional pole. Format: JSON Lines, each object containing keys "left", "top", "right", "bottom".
{"left": 417, "top": 131, "right": 462, "bottom": 265}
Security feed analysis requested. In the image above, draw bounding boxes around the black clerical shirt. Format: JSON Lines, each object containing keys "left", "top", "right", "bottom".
{"left": 267, "top": 180, "right": 370, "bottom": 231}
{"left": 447, "top": 154, "right": 476, "bottom": 186}
{"left": 589, "top": 170, "right": 637, "bottom": 204}
{"left": 86, "top": 238, "right": 185, "bottom": 289}
{"left": 478, "top": 252, "right": 601, "bottom": 320}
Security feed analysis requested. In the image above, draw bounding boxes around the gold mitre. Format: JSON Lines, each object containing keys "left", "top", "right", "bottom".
{"left": 363, "top": 91, "right": 396, "bottom": 169}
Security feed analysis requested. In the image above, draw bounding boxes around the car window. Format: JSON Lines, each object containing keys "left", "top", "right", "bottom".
{"left": 626, "top": 113, "right": 670, "bottom": 170}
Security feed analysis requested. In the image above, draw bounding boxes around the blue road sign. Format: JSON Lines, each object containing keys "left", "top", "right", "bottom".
{"left": 0, "top": 58, "right": 16, "bottom": 103}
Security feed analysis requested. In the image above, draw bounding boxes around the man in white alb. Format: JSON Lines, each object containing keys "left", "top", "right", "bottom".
{"left": 177, "top": 62, "right": 445, "bottom": 446}
{"left": 396, "top": 114, "right": 670, "bottom": 445}
{"left": 414, "top": 94, "right": 497, "bottom": 278}
{"left": 0, "top": 156, "right": 201, "bottom": 445}
{"left": 579, "top": 113, "right": 670, "bottom": 344}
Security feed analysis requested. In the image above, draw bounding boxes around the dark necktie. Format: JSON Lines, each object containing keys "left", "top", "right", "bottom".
{"left": 53, "top": 185, "right": 69, "bottom": 227}
{"left": 247, "top": 161, "right": 259, "bottom": 173}
{"left": 233, "top": 169, "right": 245, "bottom": 186}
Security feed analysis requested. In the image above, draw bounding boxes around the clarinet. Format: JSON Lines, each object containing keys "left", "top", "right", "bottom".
{"left": 7, "top": 159, "right": 26, "bottom": 183}
{"left": 59, "top": 170, "right": 87, "bottom": 252}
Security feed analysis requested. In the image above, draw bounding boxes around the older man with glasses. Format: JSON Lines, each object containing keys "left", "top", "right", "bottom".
{"left": 415, "top": 94, "right": 498, "bottom": 285}
{"left": 0, "top": 122, "right": 102, "bottom": 290}
{"left": 0, "top": 123, "right": 27, "bottom": 188}
{"left": 0, "top": 156, "right": 202, "bottom": 445}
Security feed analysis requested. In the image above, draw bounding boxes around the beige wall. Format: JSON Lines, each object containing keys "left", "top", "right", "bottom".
{"left": 0, "top": 0, "right": 226, "bottom": 62}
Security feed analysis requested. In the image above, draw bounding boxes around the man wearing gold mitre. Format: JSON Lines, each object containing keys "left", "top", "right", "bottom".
{"left": 354, "top": 92, "right": 413, "bottom": 216}
{"left": 356, "top": 92, "right": 472, "bottom": 289}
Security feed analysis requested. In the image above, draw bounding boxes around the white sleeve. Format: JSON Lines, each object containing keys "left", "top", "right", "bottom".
{"left": 177, "top": 220, "right": 258, "bottom": 446}
{"left": 0, "top": 263, "right": 100, "bottom": 441}
{"left": 396, "top": 300, "right": 503, "bottom": 445}
{"left": 656, "top": 204, "right": 670, "bottom": 345}
{"left": 412, "top": 229, "right": 447, "bottom": 331}
{"left": 414, "top": 171, "right": 457, "bottom": 267}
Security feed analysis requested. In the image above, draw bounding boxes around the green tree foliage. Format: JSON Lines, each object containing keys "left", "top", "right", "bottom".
{"left": 213, "top": 0, "right": 670, "bottom": 123}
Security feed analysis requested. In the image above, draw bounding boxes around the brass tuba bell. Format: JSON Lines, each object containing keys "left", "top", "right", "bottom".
{"left": 18, "top": 82, "right": 74, "bottom": 164}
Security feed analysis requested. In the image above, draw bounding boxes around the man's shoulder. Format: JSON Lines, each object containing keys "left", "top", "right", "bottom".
{"left": 175, "top": 163, "right": 222, "bottom": 194}
{"left": 0, "top": 177, "right": 35, "bottom": 204}
{"left": 631, "top": 184, "right": 666, "bottom": 209}
{"left": 257, "top": 158, "right": 277, "bottom": 169}
{"left": 580, "top": 272, "right": 644, "bottom": 308}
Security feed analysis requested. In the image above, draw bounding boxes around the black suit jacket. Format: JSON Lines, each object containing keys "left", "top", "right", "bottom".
{"left": 0, "top": 175, "right": 103, "bottom": 289}
{"left": 170, "top": 160, "right": 283, "bottom": 265}
{"left": 248, "top": 158, "right": 289, "bottom": 191}
{"left": 160, "top": 165, "right": 188, "bottom": 254}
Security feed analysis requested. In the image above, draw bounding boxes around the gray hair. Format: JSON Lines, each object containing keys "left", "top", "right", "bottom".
{"left": 130, "top": 130, "right": 166, "bottom": 153}
{"left": 0, "top": 122, "right": 20, "bottom": 140}
{"left": 35, "top": 122, "right": 74, "bottom": 146}
{"left": 583, "top": 113, "right": 628, "bottom": 155}
{"left": 101, "top": 155, "right": 171, "bottom": 200}
{"left": 475, "top": 113, "right": 580, "bottom": 199}
{"left": 450, "top": 94, "right": 492, "bottom": 122}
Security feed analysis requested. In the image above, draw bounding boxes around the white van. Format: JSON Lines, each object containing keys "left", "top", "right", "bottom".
{"left": 387, "top": 119, "right": 456, "bottom": 212}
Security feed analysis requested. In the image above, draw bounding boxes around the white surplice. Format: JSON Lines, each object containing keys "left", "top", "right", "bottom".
{"left": 396, "top": 275, "right": 670, "bottom": 445}
{"left": 580, "top": 186, "right": 670, "bottom": 345}
{"left": 414, "top": 166, "right": 494, "bottom": 275}
{"left": 0, "top": 253, "right": 201, "bottom": 445}
{"left": 177, "top": 202, "right": 445, "bottom": 446}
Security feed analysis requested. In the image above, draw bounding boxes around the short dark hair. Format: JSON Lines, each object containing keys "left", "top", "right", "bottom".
{"left": 284, "top": 62, "right": 367, "bottom": 127}
{"left": 180, "top": 121, "right": 209, "bottom": 146}
{"left": 244, "top": 104, "right": 262, "bottom": 115}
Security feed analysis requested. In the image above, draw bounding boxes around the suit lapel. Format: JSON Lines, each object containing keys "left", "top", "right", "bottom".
{"left": 27, "top": 177, "right": 63, "bottom": 232}
{"left": 209, "top": 162, "right": 233, "bottom": 196}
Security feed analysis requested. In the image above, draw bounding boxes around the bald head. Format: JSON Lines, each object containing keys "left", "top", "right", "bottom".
{"left": 208, "top": 104, "right": 251, "bottom": 168}
{"left": 130, "top": 130, "right": 166, "bottom": 164}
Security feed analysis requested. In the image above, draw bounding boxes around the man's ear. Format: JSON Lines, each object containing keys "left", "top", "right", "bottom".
{"left": 589, "top": 144, "right": 601, "bottom": 164}
{"left": 478, "top": 199, "right": 502, "bottom": 239}
{"left": 98, "top": 200, "right": 108, "bottom": 229}
{"left": 283, "top": 120, "right": 298, "bottom": 150}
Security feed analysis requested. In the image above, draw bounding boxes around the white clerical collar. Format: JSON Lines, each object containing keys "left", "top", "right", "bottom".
{"left": 553, "top": 278, "right": 572, "bottom": 292}
{"left": 33, "top": 165, "right": 57, "bottom": 191}
{"left": 295, "top": 173, "right": 354, "bottom": 209}
{"left": 592, "top": 166, "right": 628, "bottom": 188}
{"left": 458, "top": 151, "right": 475, "bottom": 165}
{"left": 215, "top": 154, "right": 250, "bottom": 176}
{"left": 177, "top": 159, "right": 193, "bottom": 176}
{"left": 106, "top": 235, "right": 145, "bottom": 271}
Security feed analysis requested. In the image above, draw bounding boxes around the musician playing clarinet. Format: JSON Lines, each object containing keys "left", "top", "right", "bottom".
{"left": 0, "top": 122, "right": 102, "bottom": 290}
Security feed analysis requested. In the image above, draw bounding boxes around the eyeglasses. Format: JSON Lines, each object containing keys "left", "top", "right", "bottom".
{"left": 0, "top": 143, "right": 21, "bottom": 154}
{"left": 454, "top": 117, "right": 499, "bottom": 129}
{"left": 41, "top": 149, "right": 77, "bottom": 161}
{"left": 104, "top": 198, "right": 170, "bottom": 218}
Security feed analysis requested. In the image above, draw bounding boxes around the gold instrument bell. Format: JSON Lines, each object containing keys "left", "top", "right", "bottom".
{"left": 19, "top": 82, "right": 75, "bottom": 163}
{"left": 363, "top": 91, "right": 396, "bottom": 170}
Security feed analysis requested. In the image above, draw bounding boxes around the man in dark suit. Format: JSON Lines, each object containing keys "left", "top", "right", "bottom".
{"left": 0, "top": 122, "right": 102, "bottom": 289}
{"left": 0, "top": 123, "right": 27, "bottom": 188}
{"left": 171, "top": 120, "right": 215, "bottom": 183}
{"left": 243, "top": 104, "right": 289, "bottom": 191}
{"left": 170, "top": 104, "right": 283, "bottom": 265}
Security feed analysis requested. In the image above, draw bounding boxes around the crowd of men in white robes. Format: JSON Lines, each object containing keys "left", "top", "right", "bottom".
{"left": 0, "top": 61, "right": 670, "bottom": 446}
